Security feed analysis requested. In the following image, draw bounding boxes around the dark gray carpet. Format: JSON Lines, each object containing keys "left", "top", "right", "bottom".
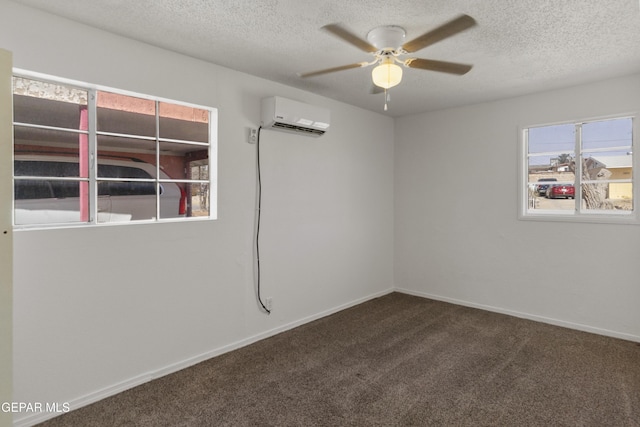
{"left": 39, "top": 293, "right": 640, "bottom": 426}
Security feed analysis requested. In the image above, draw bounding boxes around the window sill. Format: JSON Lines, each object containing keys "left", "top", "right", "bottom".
{"left": 519, "top": 210, "right": 638, "bottom": 225}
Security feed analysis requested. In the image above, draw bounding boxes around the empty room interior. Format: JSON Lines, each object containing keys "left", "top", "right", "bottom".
{"left": 1, "top": 0, "right": 640, "bottom": 426}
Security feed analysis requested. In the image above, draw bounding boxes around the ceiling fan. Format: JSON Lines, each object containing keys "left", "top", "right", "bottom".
{"left": 298, "top": 14, "right": 477, "bottom": 109}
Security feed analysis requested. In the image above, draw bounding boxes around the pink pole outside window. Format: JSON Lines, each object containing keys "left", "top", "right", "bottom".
{"left": 79, "top": 105, "right": 89, "bottom": 222}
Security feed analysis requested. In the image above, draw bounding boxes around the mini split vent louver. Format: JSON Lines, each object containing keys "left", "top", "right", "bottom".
{"left": 271, "top": 121, "right": 325, "bottom": 136}
{"left": 261, "top": 96, "right": 330, "bottom": 137}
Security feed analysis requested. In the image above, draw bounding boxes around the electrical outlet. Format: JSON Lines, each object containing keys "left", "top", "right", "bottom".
{"left": 248, "top": 127, "right": 258, "bottom": 144}
{"left": 264, "top": 297, "right": 273, "bottom": 311}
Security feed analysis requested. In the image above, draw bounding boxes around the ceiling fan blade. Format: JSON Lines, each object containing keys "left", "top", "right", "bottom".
{"left": 405, "top": 58, "right": 473, "bottom": 75}
{"left": 298, "top": 62, "right": 369, "bottom": 78}
{"left": 402, "top": 14, "right": 476, "bottom": 53}
{"left": 322, "top": 24, "right": 378, "bottom": 53}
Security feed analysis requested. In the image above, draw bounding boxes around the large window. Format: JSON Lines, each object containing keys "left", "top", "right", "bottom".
{"left": 12, "top": 73, "right": 216, "bottom": 227}
{"left": 521, "top": 116, "right": 636, "bottom": 223}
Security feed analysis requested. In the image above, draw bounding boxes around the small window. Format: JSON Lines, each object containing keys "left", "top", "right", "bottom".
{"left": 12, "top": 73, "right": 217, "bottom": 228}
{"left": 521, "top": 116, "right": 636, "bottom": 223}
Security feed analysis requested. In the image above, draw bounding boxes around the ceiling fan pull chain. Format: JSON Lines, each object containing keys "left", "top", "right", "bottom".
{"left": 384, "top": 89, "right": 389, "bottom": 111}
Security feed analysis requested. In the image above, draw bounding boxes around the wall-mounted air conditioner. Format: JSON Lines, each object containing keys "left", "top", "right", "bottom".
{"left": 261, "top": 96, "right": 330, "bottom": 137}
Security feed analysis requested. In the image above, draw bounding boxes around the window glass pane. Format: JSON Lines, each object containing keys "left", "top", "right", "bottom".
{"left": 156, "top": 141, "right": 209, "bottom": 218}
{"left": 528, "top": 124, "right": 575, "bottom": 154}
{"left": 97, "top": 91, "right": 156, "bottom": 137}
{"left": 159, "top": 145, "right": 186, "bottom": 180}
{"left": 98, "top": 163, "right": 155, "bottom": 181}
{"left": 582, "top": 151, "right": 633, "bottom": 181}
{"left": 527, "top": 155, "right": 575, "bottom": 177}
{"left": 608, "top": 183, "right": 633, "bottom": 209}
{"left": 51, "top": 180, "right": 82, "bottom": 198}
{"left": 97, "top": 134, "right": 156, "bottom": 156}
{"left": 14, "top": 179, "right": 86, "bottom": 225}
{"left": 159, "top": 102, "right": 209, "bottom": 142}
{"left": 580, "top": 150, "right": 633, "bottom": 209}
{"left": 582, "top": 117, "right": 632, "bottom": 151}
{"left": 535, "top": 189, "right": 576, "bottom": 211}
{"left": 581, "top": 184, "right": 633, "bottom": 212}
{"left": 98, "top": 181, "right": 156, "bottom": 196}
{"left": 14, "top": 126, "right": 84, "bottom": 157}
{"left": 184, "top": 182, "right": 209, "bottom": 217}
{"left": 13, "top": 77, "right": 88, "bottom": 129}
{"left": 158, "top": 141, "right": 208, "bottom": 179}
{"left": 527, "top": 150, "right": 576, "bottom": 211}
{"left": 98, "top": 184, "right": 157, "bottom": 223}
{"left": 97, "top": 135, "right": 157, "bottom": 178}
{"left": 14, "top": 179, "right": 53, "bottom": 199}
{"left": 581, "top": 119, "right": 633, "bottom": 214}
{"left": 527, "top": 178, "right": 575, "bottom": 211}
{"left": 158, "top": 181, "right": 185, "bottom": 219}
{"left": 187, "top": 164, "right": 210, "bottom": 218}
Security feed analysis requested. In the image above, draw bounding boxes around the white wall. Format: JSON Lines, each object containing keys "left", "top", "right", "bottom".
{"left": 0, "top": 2, "right": 394, "bottom": 425}
{"left": 395, "top": 73, "right": 640, "bottom": 342}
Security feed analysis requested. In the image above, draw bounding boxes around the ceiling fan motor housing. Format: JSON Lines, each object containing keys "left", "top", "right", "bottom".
{"left": 367, "top": 26, "right": 406, "bottom": 52}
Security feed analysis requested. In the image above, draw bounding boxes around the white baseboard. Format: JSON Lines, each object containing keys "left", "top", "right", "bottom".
{"left": 13, "top": 287, "right": 394, "bottom": 427}
{"left": 395, "top": 287, "right": 640, "bottom": 343}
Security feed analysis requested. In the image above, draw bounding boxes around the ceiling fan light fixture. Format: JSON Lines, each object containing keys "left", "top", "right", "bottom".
{"left": 372, "top": 59, "right": 403, "bottom": 89}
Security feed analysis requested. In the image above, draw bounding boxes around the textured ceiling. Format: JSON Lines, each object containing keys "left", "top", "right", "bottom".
{"left": 9, "top": 0, "right": 640, "bottom": 117}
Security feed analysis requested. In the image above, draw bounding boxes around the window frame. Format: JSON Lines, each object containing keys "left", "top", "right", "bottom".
{"left": 518, "top": 113, "right": 638, "bottom": 225}
{"left": 12, "top": 69, "right": 217, "bottom": 229}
